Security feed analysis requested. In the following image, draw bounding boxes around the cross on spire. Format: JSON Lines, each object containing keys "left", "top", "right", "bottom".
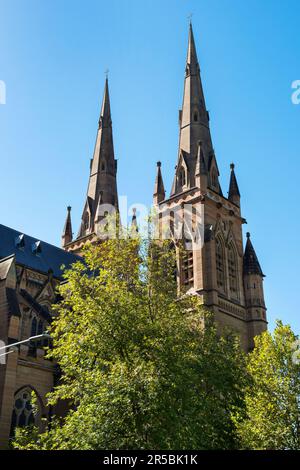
{"left": 187, "top": 13, "right": 193, "bottom": 24}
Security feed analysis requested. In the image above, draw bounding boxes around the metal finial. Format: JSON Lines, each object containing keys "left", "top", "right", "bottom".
{"left": 188, "top": 13, "right": 193, "bottom": 24}
{"left": 105, "top": 69, "right": 109, "bottom": 80}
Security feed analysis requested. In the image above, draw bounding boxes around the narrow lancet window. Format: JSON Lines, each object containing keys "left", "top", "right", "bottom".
{"left": 228, "top": 243, "right": 239, "bottom": 299}
{"left": 181, "top": 243, "right": 194, "bottom": 291}
{"left": 216, "top": 237, "right": 225, "bottom": 293}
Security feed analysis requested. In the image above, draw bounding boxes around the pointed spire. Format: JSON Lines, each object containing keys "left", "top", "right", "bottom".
{"left": 62, "top": 206, "right": 73, "bottom": 248}
{"left": 78, "top": 78, "right": 118, "bottom": 239}
{"left": 153, "top": 161, "right": 165, "bottom": 205}
{"left": 186, "top": 22, "right": 199, "bottom": 75}
{"left": 243, "top": 233, "right": 264, "bottom": 276}
{"left": 180, "top": 22, "right": 210, "bottom": 148}
{"left": 171, "top": 23, "right": 217, "bottom": 196}
{"left": 99, "top": 78, "right": 112, "bottom": 128}
{"left": 228, "top": 163, "right": 240, "bottom": 206}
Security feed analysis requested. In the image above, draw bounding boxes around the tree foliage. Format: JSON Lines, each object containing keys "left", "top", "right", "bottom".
{"left": 234, "top": 321, "right": 300, "bottom": 449}
{"left": 13, "top": 235, "right": 247, "bottom": 450}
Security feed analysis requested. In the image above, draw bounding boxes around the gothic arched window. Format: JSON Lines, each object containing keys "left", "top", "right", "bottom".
{"left": 37, "top": 319, "right": 44, "bottom": 346}
{"left": 37, "top": 319, "right": 43, "bottom": 335}
{"left": 228, "top": 243, "right": 239, "bottom": 299}
{"left": 170, "top": 211, "right": 175, "bottom": 237}
{"left": 182, "top": 245, "right": 194, "bottom": 291}
{"left": 193, "top": 111, "right": 198, "bottom": 122}
{"left": 169, "top": 242, "right": 177, "bottom": 283}
{"left": 30, "top": 316, "right": 37, "bottom": 337}
{"left": 30, "top": 315, "right": 47, "bottom": 348}
{"left": 10, "top": 387, "right": 40, "bottom": 438}
{"left": 215, "top": 237, "right": 225, "bottom": 293}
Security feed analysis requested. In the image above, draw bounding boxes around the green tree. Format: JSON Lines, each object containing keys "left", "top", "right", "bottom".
{"left": 234, "top": 321, "right": 300, "bottom": 449}
{"left": 14, "top": 235, "right": 247, "bottom": 450}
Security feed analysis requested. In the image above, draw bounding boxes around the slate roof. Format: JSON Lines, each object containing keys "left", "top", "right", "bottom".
{"left": 0, "top": 224, "right": 81, "bottom": 279}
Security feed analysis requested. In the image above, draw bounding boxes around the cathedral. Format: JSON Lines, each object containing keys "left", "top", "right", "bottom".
{"left": 0, "top": 24, "right": 267, "bottom": 448}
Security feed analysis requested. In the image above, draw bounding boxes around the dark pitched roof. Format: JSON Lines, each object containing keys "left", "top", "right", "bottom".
{"left": 0, "top": 224, "right": 81, "bottom": 279}
{"left": 243, "top": 233, "right": 264, "bottom": 277}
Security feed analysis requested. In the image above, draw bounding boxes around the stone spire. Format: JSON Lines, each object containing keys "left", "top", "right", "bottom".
{"left": 243, "top": 233, "right": 264, "bottom": 276}
{"left": 171, "top": 23, "right": 216, "bottom": 196}
{"left": 228, "top": 163, "right": 241, "bottom": 206}
{"left": 153, "top": 161, "right": 165, "bottom": 205}
{"left": 78, "top": 78, "right": 118, "bottom": 238}
{"left": 61, "top": 206, "right": 73, "bottom": 248}
{"left": 99, "top": 77, "right": 112, "bottom": 127}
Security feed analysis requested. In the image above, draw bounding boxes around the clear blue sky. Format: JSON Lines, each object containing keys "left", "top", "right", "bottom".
{"left": 0, "top": 0, "right": 299, "bottom": 332}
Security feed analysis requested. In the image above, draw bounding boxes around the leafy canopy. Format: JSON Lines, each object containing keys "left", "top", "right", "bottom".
{"left": 234, "top": 321, "right": 300, "bottom": 449}
{"left": 14, "top": 234, "right": 247, "bottom": 450}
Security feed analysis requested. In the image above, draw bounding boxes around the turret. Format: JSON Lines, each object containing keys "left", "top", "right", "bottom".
{"left": 243, "top": 232, "right": 267, "bottom": 348}
{"left": 228, "top": 163, "right": 240, "bottom": 206}
{"left": 78, "top": 78, "right": 119, "bottom": 238}
{"left": 153, "top": 161, "right": 165, "bottom": 205}
{"left": 61, "top": 206, "right": 73, "bottom": 248}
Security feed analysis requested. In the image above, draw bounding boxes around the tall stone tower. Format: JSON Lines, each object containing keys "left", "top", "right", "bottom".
{"left": 153, "top": 24, "right": 267, "bottom": 350}
{"left": 62, "top": 78, "right": 119, "bottom": 255}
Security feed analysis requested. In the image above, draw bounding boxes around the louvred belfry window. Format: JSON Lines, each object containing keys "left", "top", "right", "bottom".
{"left": 216, "top": 237, "right": 225, "bottom": 293}
{"left": 182, "top": 248, "right": 194, "bottom": 291}
{"left": 228, "top": 243, "right": 239, "bottom": 299}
